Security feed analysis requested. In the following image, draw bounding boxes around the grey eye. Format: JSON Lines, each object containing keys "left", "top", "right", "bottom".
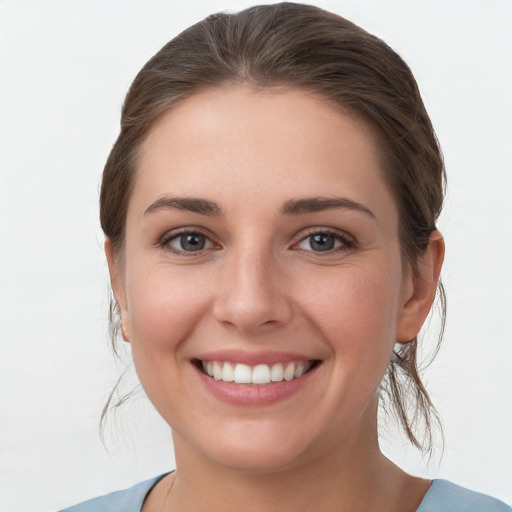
{"left": 169, "top": 233, "right": 209, "bottom": 252}
{"left": 297, "top": 233, "right": 343, "bottom": 252}
{"left": 309, "top": 233, "right": 335, "bottom": 251}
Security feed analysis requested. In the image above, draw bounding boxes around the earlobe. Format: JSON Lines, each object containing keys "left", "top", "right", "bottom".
{"left": 396, "top": 231, "right": 445, "bottom": 343}
{"left": 104, "top": 238, "right": 131, "bottom": 343}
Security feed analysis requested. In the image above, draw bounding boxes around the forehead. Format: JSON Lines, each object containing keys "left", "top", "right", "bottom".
{"left": 131, "top": 86, "right": 396, "bottom": 222}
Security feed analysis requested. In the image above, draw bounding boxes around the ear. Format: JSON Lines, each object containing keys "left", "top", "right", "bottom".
{"left": 104, "top": 238, "right": 131, "bottom": 343}
{"left": 396, "top": 231, "right": 445, "bottom": 343}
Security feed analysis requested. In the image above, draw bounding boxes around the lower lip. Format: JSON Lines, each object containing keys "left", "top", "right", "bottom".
{"left": 194, "top": 363, "right": 319, "bottom": 406}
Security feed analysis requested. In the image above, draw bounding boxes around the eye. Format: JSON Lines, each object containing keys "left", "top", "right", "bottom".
{"left": 294, "top": 230, "right": 353, "bottom": 253}
{"left": 163, "top": 231, "right": 216, "bottom": 254}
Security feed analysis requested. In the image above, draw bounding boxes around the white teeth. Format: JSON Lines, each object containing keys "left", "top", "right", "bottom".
{"left": 234, "top": 364, "right": 252, "bottom": 384}
{"left": 283, "top": 362, "right": 295, "bottom": 381}
{"left": 294, "top": 362, "right": 307, "bottom": 378}
{"left": 252, "top": 364, "right": 271, "bottom": 384}
{"left": 221, "top": 362, "right": 234, "bottom": 382}
{"left": 270, "top": 363, "right": 284, "bottom": 382}
{"left": 201, "top": 360, "right": 313, "bottom": 384}
{"left": 212, "top": 361, "right": 222, "bottom": 380}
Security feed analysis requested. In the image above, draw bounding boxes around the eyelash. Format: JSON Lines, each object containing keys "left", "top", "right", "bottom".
{"left": 158, "top": 229, "right": 218, "bottom": 256}
{"left": 158, "top": 228, "right": 356, "bottom": 256}
{"left": 292, "top": 228, "right": 355, "bottom": 255}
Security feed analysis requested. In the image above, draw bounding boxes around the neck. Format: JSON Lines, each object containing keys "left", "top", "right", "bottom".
{"left": 161, "top": 406, "right": 428, "bottom": 512}
{"left": 171, "top": 443, "right": 383, "bottom": 512}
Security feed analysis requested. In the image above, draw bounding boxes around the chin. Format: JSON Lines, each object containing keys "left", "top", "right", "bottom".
{"left": 175, "top": 419, "right": 316, "bottom": 474}
{"left": 208, "top": 442, "right": 306, "bottom": 474}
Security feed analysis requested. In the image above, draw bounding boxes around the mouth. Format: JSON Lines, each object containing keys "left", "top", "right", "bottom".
{"left": 194, "top": 359, "right": 320, "bottom": 385}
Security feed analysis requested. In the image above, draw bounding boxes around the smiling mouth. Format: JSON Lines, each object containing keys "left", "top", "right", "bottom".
{"left": 195, "top": 360, "right": 320, "bottom": 385}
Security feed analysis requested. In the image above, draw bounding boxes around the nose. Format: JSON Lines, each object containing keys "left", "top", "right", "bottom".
{"left": 212, "top": 245, "right": 292, "bottom": 334}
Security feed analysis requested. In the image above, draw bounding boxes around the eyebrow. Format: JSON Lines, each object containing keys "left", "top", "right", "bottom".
{"left": 280, "top": 197, "right": 375, "bottom": 218}
{"left": 144, "top": 197, "right": 222, "bottom": 216}
{"left": 144, "top": 195, "right": 375, "bottom": 218}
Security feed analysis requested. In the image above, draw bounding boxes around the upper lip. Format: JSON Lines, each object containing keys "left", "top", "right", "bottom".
{"left": 193, "top": 349, "right": 317, "bottom": 366}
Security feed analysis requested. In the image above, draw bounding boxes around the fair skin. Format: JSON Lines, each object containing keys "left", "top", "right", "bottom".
{"left": 106, "top": 86, "right": 444, "bottom": 512}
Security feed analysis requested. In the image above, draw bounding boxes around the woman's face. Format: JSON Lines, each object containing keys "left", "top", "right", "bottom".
{"left": 109, "top": 87, "right": 430, "bottom": 472}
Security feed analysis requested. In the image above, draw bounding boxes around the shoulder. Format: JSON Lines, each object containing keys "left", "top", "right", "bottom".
{"left": 417, "top": 479, "right": 511, "bottom": 512}
{"left": 57, "top": 474, "right": 169, "bottom": 512}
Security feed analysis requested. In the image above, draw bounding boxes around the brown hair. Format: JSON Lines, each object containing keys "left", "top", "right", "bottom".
{"left": 100, "top": 2, "right": 446, "bottom": 453}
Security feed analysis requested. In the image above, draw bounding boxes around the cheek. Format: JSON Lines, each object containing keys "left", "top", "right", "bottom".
{"left": 126, "top": 263, "right": 211, "bottom": 357}
{"left": 123, "top": 263, "right": 215, "bottom": 420}
{"left": 299, "top": 260, "right": 403, "bottom": 369}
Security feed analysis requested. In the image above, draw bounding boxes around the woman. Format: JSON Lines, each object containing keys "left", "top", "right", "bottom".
{"left": 59, "top": 3, "right": 510, "bottom": 511}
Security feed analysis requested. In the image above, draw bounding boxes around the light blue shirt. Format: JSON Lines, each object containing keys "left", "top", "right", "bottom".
{"left": 58, "top": 475, "right": 511, "bottom": 511}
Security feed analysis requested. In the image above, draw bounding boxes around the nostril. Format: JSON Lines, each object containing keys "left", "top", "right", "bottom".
{"left": 212, "top": 292, "right": 292, "bottom": 333}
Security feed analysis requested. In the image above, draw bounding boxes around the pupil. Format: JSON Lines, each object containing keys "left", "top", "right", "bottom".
{"left": 180, "top": 234, "right": 205, "bottom": 251}
{"left": 310, "top": 233, "right": 334, "bottom": 251}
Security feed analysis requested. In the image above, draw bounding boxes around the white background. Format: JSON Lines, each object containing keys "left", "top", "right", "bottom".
{"left": 1, "top": 1, "right": 511, "bottom": 510}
